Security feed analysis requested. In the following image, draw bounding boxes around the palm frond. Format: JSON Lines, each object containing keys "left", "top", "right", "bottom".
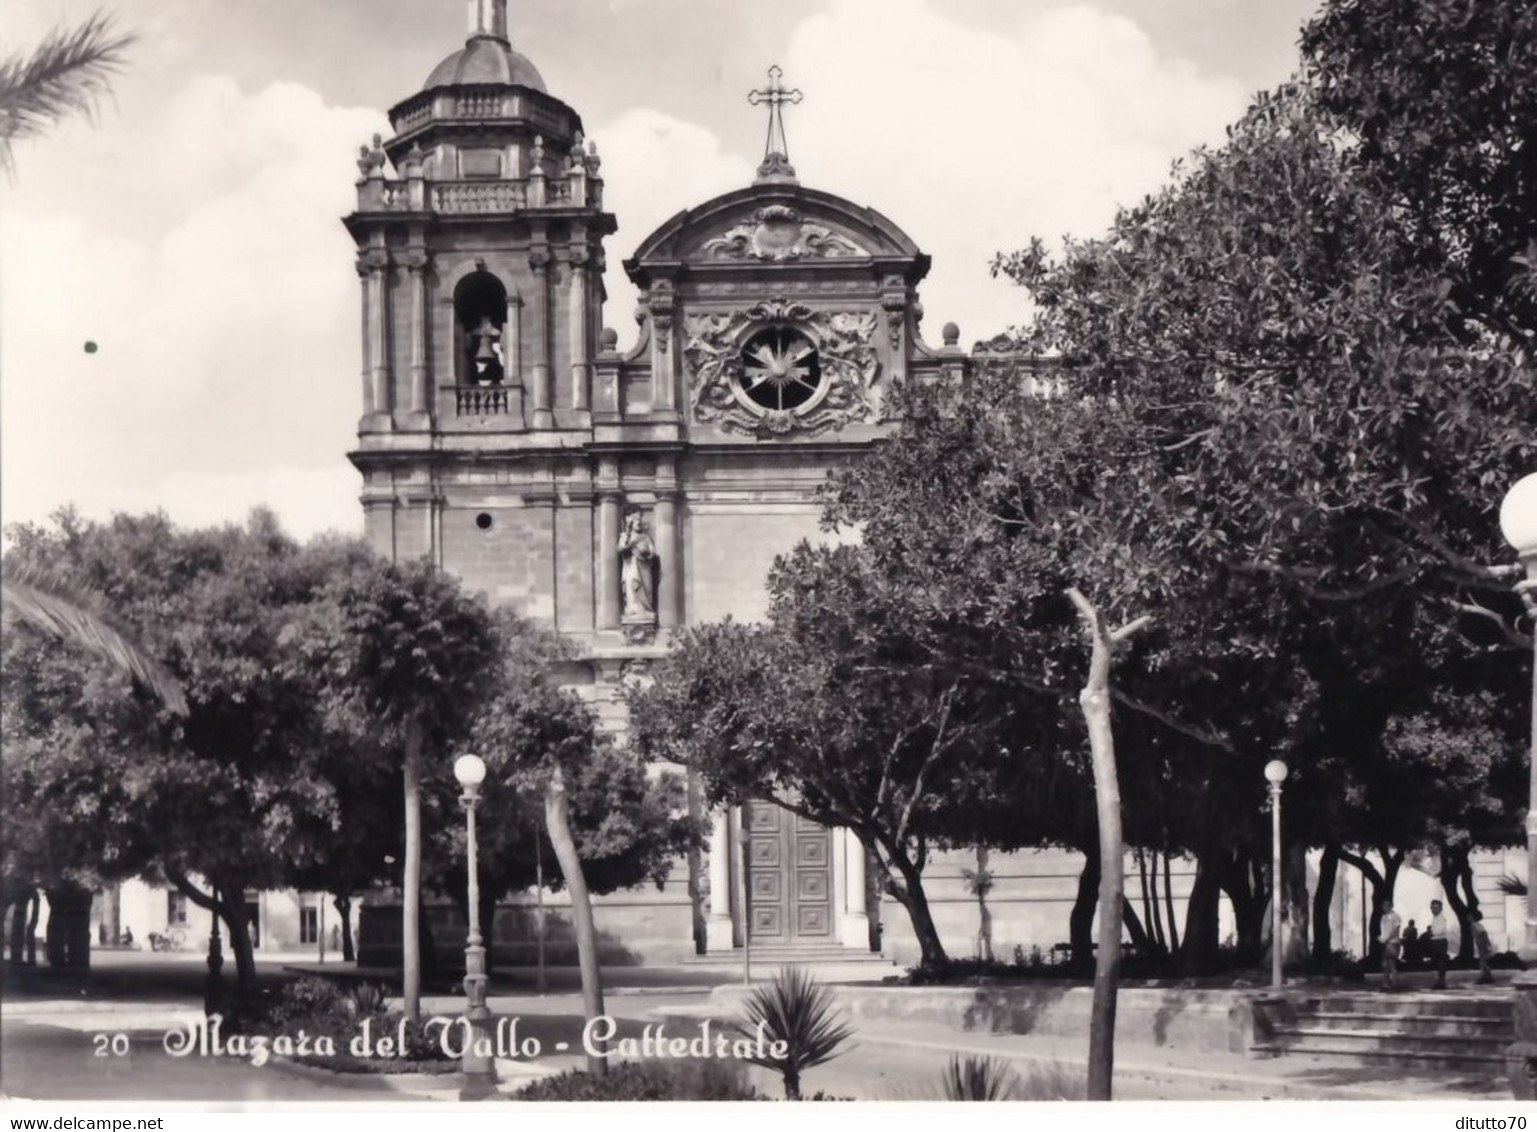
{"left": 735, "top": 965, "right": 853, "bottom": 1088}
{"left": 940, "top": 1054, "right": 1019, "bottom": 1101}
{"left": 1498, "top": 874, "right": 1528, "bottom": 898}
{"left": 1, "top": 559, "right": 187, "bottom": 714}
{"left": 0, "top": 10, "right": 137, "bottom": 169}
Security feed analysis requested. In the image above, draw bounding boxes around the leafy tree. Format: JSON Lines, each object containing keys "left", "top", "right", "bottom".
{"left": 318, "top": 556, "right": 504, "bottom": 1024}
{"left": 1301, "top": 0, "right": 1537, "bottom": 358}
{"left": 629, "top": 542, "right": 1034, "bottom": 968}
{"left": 2, "top": 512, "right": 368, "bottom": 998}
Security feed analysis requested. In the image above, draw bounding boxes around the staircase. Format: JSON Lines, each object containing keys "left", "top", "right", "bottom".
{"left": 1254, "top": 991, "right": 1513, "bottom": 1072}
{"left": 685, "top": 943, "right": 893, "bottom": 969}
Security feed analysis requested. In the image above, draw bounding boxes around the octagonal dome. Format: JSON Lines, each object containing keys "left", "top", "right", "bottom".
{"left": 424, "top": 37, "right": 546, "bottom": 92}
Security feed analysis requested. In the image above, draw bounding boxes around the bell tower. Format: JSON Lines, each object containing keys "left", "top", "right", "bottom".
{"left": 346, "top": 2, "right": 639, "bottom": 676}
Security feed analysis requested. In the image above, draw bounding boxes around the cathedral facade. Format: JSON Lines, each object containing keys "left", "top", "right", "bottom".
{"left": 342, "top": 1, "right": 988, "bottom": 964}
{"left": 341, "top": 3, "right": 1520, "bottom": 967}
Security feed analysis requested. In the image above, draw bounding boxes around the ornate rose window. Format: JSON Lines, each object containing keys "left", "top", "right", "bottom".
{"left": 736, "top": 325, "right": 825, "bottom": 414}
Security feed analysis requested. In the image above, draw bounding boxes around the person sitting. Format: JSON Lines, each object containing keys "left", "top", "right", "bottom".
{"left": 1401, "top": 920, "right": 1421, "bottom": 966}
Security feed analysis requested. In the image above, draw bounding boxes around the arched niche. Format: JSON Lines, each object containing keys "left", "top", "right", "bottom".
{"left": 454, "top": 269, "right": 509, "bottom": 385}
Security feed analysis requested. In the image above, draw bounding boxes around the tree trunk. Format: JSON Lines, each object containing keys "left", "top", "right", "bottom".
{"left": 43, "top": 882, "right": 92, "bottom": 969}
{"left": 546, "top": 762, "right": 607, "bottom": 1076}
{"left": 1070, "top": 854, "right": 1099, "bottom": 968}
{"left": 878, "top": 838, "right": 949, "bottom": 967}
{"left": 1180, "top": 856, "right": 1220, "bottom": 972}
{"left": 1438, "top": 845, "right": 1476, "bottom": 963}
{"left": 1137, "top": 850, "right": 1162, "bottom": 951}
{"left": 402, "top": 716, "right": 423, "bottom": 1024}
{"left": 1121, "top": 897, "right": 1151, "bottom": 953}
{"left": 1219, "top": 851, "right": 1265, "bottom": 962}
{"left": 1162, "top": 852, "right": 1180, "bottom": 955}
{"left": 1067, "top": 588, "right": 1147, "bottom": 1103}
{"left": 25, "top": 890, "right": 39, "bottom": 965}
{"left": 219, "top": 893, "right": 257, "bottom": 1006}
{"left": 1312, "top": 844, "right": 1339, "bottom": 961}
{"left": 1282, "top": 838, "right": 1310, "bottom": 967}
{"left": 332, "top": 895, "right": 355, "bottom": 963}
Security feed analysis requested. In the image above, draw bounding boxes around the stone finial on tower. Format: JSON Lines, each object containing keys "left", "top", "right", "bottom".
{"left": 468, "top": 0, "right": 509, "bottom": 43}
{"left": 749, "top": 65, "right": 802, "bottom": 185}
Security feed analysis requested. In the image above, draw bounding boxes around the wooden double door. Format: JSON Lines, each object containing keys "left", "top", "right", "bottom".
{"left": 746, "top": 801, "right": 833, "bottom": 944}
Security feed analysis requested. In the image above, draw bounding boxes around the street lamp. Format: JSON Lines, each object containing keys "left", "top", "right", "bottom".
{"left": 1499, "top": 474, "right": 1537, "bottom": 961}
{"left": 1265, "top": 759, "right": 1289, "bottom": 990}
{"left": 454, "top": 753, "right": 495, "bottom": 1100}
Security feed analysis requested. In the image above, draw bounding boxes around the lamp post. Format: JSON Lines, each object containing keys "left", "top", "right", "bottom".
{"left": 454, "top": 754, "right": 495, "bottom": 1100}
{"left": 1499, "top": 474, "right": 1537, "bottom": 961}
{"left": 1265, "top": 759, "right": 1289, "bottom": 990}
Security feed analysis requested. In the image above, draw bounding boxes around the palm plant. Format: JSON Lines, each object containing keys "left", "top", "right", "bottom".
{"left": 736, "top": 966, "right": 853, "bottom": 1100}
{"left": 0, "top": 9, "right": 136, "bottom": 171}
{"left": 1499, "top": 875, "right": 1527, "bottom": 898}
{"left": 940, "top": 1054, "right": 1020, "bottom": 1101}
{"left": 1, "top": 558, "right": 186, "bottom": 713}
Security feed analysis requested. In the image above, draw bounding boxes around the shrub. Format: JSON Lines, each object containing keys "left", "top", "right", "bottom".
{"left": 940, "top": 1055, "right": 1019, "bottom": 1101}
{"left": 512, "top": 1059, "right": 759, "bottom": 1101}
{"left": 737, "top": 966, "right": 853, "bottom": 1101}
{"left": 267, "top": 976, "right": 354, "bottom": 1031}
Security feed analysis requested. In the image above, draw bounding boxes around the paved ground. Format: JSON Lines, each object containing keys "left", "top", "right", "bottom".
{"left": 0, "top": 951, "right": 1518, "bottom": 1103}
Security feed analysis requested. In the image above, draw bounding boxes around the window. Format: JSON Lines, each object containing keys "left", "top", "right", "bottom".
{"left": 738, "top": 325, "right": 822, "bottom": 412}
{"left": 167, "top": 892, "right": 188, "bottom": 926}
{"left": 300, "top": 906, "right": 319, "bottom": 945}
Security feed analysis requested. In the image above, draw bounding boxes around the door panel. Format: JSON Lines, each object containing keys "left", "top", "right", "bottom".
{"left": 747, "top": 802, "right": 833, "bottom": 943}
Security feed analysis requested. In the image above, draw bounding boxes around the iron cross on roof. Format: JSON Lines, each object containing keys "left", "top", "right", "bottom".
{"left": 749, "top": 65, "right": 802, "bottom": 182}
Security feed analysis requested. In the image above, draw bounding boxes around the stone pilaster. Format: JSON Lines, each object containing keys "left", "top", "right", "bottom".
{"left": 648, "top": 279, "right": 676, "bottom": 416}
{"left": 596, "top": 456, "right": 622, "bottom": 631}
{"left": 529, "top": 248, "right": 553, "bottom": 429}
{"left": 706, "top": 809, "right": 735, "bottom": 951}
{"left": 842, "top": 828, "right": 871, "bottom": 949}
{"left": 569, "top": 248, "right": 592, "bottom": 415}
{"left": 405, "top": 250, "right": 431, "bottom": 424}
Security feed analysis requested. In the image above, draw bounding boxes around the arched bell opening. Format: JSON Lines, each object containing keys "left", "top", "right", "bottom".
{"left": 454, "top": 271, "right": 509, "bottom": 386}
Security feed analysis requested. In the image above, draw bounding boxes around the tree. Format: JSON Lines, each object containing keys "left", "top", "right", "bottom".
{"left": 1301, "top": 0, "right": 1537, "bottom": 360}
{"left": 0, "top": 9, "right": 135, "bottom": 171}
{"left": 629, "top": 542, "right": 1034, "bottom": 968}
{"left": 2, "top": 512, "right": 377, "bottom": 999}
{"left": 319, "top": 556, "right": 505, "bottom": 1025}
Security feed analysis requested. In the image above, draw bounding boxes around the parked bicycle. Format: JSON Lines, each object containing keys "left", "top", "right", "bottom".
{"left": 148, "top": 927, "right": 187, "bottom": 952}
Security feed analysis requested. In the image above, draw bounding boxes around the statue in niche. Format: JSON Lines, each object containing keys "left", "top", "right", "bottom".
{"left": 619, "top": 509, "right": 657, "bottom": 624}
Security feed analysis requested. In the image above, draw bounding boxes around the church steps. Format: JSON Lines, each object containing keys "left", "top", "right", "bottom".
{"left": 1255, "top": 991, "right": 1514, "bottom": 1073}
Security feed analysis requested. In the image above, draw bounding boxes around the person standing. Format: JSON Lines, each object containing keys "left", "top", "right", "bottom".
{"left": 1425, "top": 899, "right": 1451, "bottom": 989}
{"left": 1471, "top": 909, "right": 1495, "bottom": 985}
{"left": 1379, "top": 901, "right": 1403, "bottom": 991}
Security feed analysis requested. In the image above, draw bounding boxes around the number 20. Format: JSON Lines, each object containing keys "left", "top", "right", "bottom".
{"left": 93, "top": 1032, "right": 130, "bottom": 1057}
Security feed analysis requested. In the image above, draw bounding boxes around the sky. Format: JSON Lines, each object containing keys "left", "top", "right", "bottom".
{"left": 3, "top": 0, "right": 1323, "bottom": 542}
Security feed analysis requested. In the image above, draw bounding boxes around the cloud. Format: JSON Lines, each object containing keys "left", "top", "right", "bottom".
{"left": 590, "top": 108, "right": 756, "bottom": 346}
{"left": 2, "top": 75, "right": 385, "bottom": 540}
{"left": 775, "top": 0, "right": 1248, "bottom": 342}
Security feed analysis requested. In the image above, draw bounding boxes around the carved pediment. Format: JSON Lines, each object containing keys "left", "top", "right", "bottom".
{"left": 699, "top": 205, "right": 868, "bottom": 263}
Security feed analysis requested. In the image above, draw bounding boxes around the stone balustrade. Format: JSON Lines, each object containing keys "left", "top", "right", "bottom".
{"left": 452, "top": 384, "right": 513, "bottom": 417}
{"left": 359, "top": 173, "right": 600, "bottom": 215}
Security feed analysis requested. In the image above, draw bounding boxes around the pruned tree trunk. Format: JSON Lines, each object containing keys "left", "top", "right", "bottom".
{"left": 1066, "top": 587, "right": 1149, "bottom": 1103}
{"left": 1313, "top": 843, "right": 1340, "bottom": 961}
{"left": 402, "top": 716, "right": 423, "bottom": 1024}
{"left": 546, "top": 762, "right": 606, "bottom": 1076}
{"left": 44, "top": 883, "right": 92, "bottom": 969}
